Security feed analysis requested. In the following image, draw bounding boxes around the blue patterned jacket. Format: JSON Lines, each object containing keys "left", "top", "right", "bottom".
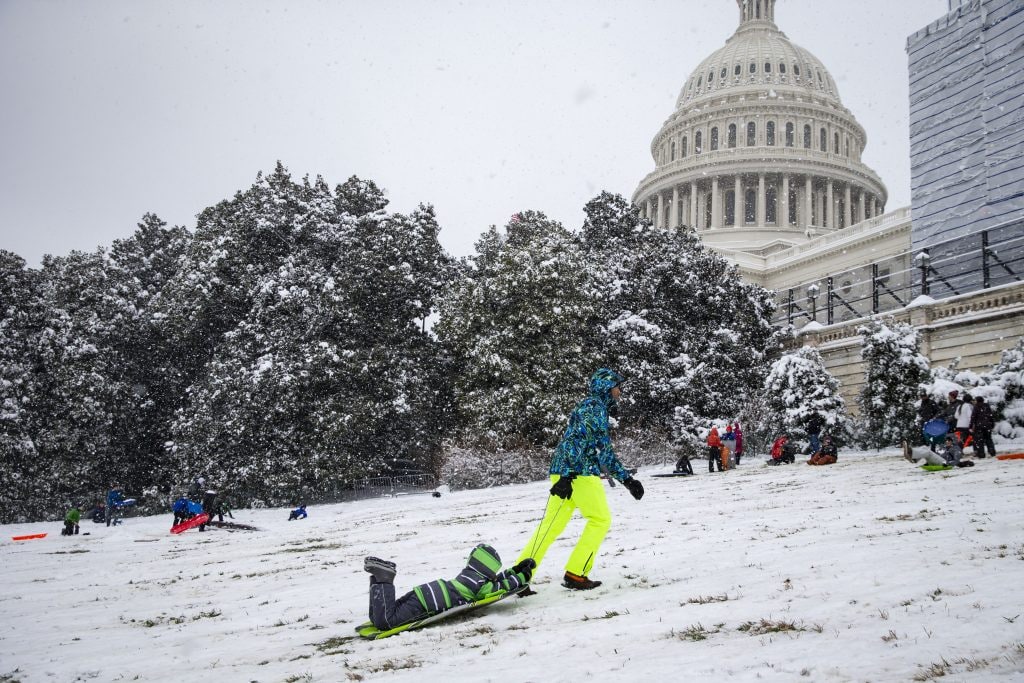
{"left": 549, "top": 370, "right": 631, "bottom": 482}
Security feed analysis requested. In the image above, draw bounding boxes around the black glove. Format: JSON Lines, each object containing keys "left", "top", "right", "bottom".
{"left": 623, "top": 477, "right": 644, "bottom": 500}
{"left": 512, "top": 558, "right": 536, "bottom": 582}
{"left": 550, "top": 475, "right": 574, "bottom": 499}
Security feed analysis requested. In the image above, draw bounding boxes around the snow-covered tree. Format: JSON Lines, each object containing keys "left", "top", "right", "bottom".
{"left": 436, "top": 211, "right": 601, "bottom": 449}
{"left": 761, "top": 346, "right": 849, "bottom": 441}
{"left": 580, "top": 192, "right": 777, "bottom": 439}
{"left": 168, "top": 168, "right": 452, "bottom": 503}
{"left": 857, "top": 318, "right": 930, "bottom": 448}
{"left": 988, "top": 338, "right": 1024, "bottom": 439}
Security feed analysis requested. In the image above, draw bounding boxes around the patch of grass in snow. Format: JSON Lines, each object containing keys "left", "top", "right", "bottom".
{"left": 675, "top": 623, "right": 719, "bottom": 641}
{"left": 582, "top": 610, "right": 627, "bottom": 621}
{"left": 737, "top": 619, "right": 806, "bottom": 635}
{"left": 0, "top": 670, "right": 23, "bottom": 683}
{"left": 683, "top": 594, "right": 730, "bottom": 605}
{"left": 365, "top": 657, "right": 421, "bottom": 673}
{"left": 882, "top": 630, "right": 899, "bottom": 642}
{"left": 46, "top": 549, "right": 90, "bottom": 554}
{"left": 315, "top": 634, "right": 357, "bottom": 655}
{"left": 913, "top": 656, "right": 991, "bottom": 681}
{"left": 274, "top": 543, "right": 344, "bottom": 554}
{"left": 283, "top": 674, "right": 312, "bottom": 683}
{"left": 877, "top": 509, "right": 939, "bottom": 522}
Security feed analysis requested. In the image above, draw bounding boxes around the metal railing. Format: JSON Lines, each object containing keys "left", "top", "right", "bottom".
{"left": 775, "top": 218, "right": 1024, "bottom": 327}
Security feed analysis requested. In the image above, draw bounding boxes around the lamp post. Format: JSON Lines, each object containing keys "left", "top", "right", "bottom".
{"left": 915, "top": 251, "right": 931, "bottom": 296}
{"left": 807, "top": 283, "right": 820, "bottom": 322}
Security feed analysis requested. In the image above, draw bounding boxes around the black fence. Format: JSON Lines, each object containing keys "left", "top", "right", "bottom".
{"left": 776, "top": 218, "right": 1024, "bottom": 327}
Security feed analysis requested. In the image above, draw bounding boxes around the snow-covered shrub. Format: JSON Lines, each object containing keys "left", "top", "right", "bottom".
{"left": 439, "top": 443, "right": 549, "bottom": 491}
{"left": 761, "top": 346, "right": 850, "bottom": 441}
{"left": 857, "top": 319, "right": 930, "bottom": 448}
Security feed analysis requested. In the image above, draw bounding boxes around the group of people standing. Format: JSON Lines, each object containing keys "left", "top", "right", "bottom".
{"left": 911, "top": 388, "right": 997, "bottom": 466}
{"left": 704, "top": 423, "right": 743, "bottom": 472}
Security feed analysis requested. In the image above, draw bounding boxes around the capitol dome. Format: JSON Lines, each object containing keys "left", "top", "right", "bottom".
{"left": 633, "top": 0, "right": 888, "bottom": 256}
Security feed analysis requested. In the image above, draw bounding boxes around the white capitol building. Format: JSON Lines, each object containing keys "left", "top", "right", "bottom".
{"left": 631, "top": 0, "right": 1024, "bottom": 402}
{"left": 633, "top": 0, "right": 908, "bottom": 295}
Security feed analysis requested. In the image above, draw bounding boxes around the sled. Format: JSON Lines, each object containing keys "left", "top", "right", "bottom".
{"left": 996, "top": 453, "right": 1024, "bottom": 461}
{"left": 115, "top": 498, "right": 137, "bottom": 508}
{"left": 922, "top": 419, "right": 948, "bottom": 438}
{"left": 720, "top": 446, "right": 730, "bottom": 471}
{"left": 354, "top": 585, "right": 530, "bottom": 640}
{"left": 653, "top": 472, "right": 692, "bottom": 478}
{"left": 170, "top": 513, "right": 209, "bottom": 534}
{"left": 12, "top": 533, "right": 47, "bottom": 541}
{"left": 920, "top": 464, "right": 953, "bottom": 471}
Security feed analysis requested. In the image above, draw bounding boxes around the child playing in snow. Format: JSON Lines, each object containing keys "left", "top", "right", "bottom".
{"left": 363, "top": 545, "right": 534, "bottom": 631}
{"left": 807, "top": 434, "right": 838, "bottom": 465}
{"left": 62, "top": 507, "right": 80, "bottom": 536}
{"left": 288, "top": 504, "right": 307, "bottom": 521}
{"left": 673, "top": 451, "right": 694, "bottom": 475}
{"left": 905, "top": 436, "right": 971, "bottom": 468}
{"left": 707, "top": 426, "right": 723, "bottom": 472}
{"left": 767, "top": 433, "right": 797, "bottom": 465}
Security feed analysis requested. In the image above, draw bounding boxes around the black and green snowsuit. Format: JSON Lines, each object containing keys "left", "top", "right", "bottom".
{"left": 368, "top": 544, "right": 529, "bottom": 630}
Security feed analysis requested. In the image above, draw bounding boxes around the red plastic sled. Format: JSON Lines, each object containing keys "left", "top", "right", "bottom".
{"left": 996, "top": 453, "right": 1024, "bottom": 461}
{"left": 12, "top": 533, "right": 47, "bottom": 541}
{"left": 170, "top": 513, "right": 209, "bottom": 534}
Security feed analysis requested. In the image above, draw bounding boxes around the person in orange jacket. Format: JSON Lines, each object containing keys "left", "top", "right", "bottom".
{"left": 707, "top": 426, "right": 723, "bottom": 472}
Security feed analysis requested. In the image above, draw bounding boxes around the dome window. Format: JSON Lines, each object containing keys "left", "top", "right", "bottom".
{"left": 744, "top": 190, "right": 756, "bottom": 224}
{"left": 749, "top": 62, "right": 756, "bottom": 74}
{"left": 728, "top": 123, "right": 737, "bottom": 148}
{"left": 834, "top": 132, "right": 840, "bottom": 154}
{"left": 725, "top": 191, "right": 736, "bottom": 226}
{"left": 747, "top": 122, "right": 756, "bottom": 147}
{"left": 785, "top": 122, "right": 795, "bottom": 147}
{"left": 820, "top": 128, "right": 827, "bottom": 152}
{"left": 803, "top": 124, "right": 812, "bottom": 148}
{"left": 764, "top": 62, "right": 772, "bottom": 73}
{"left": 670, "top": 141, "right": 676, "bottom": 161}
{"left": 708, "top": 71, "right": 714, "bottom": 86}
{"left": 720, "top": 67, "right": 727, "bottom": 80}
{"left": 779, "top": 63, "right": 786, "bottom": 74}
{"left": 816, "top": 70, "right": 823, "bottom": 84}
{"left": 710, "top": 127, "right": 719, "bottom": 151}
{"left": 793, "top": 64, "right": 801, "bottom": 77}
{"left": 766, "top": 121, "right": 776, "bottom": 146}
{"left": 697, "top": 76, "right": 703, "bottom": 89}
{"left": 734, "top": 64, "right": 741, "bottom": 76}
{"left": 695, "top": 131, "right": 702, "bottom": 154}
{"left": 766, "top": 186, "right": 777, "bottom": 224}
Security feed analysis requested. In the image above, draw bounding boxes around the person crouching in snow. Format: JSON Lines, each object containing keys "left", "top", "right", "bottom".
{"left": 288, "top": 504, "right": 307, "bottom": 521}
{"left": 62, "top": 507, "right": 81, "bottom": 535}
{"left": 363, "top": 545, "right": 534, "bottom": 631}
{"left": 807, "top": 434, "right": 838, "bottom": 465}
{"left": 905, "top": 435, "right": 969, "bottom": 467}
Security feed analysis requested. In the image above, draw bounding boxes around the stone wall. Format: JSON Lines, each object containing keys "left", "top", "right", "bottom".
{"left": 794, "top": 281, "right": 1024, "bottom": 412}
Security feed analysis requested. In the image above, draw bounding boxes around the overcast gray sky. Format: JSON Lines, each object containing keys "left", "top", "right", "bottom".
{"left": 0, "top": 0, "right": 945, "bottom": 266}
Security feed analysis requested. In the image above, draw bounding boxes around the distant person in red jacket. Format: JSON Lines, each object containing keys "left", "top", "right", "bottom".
{"left": 707, "top": 426, "right": 723, "bottom": 472}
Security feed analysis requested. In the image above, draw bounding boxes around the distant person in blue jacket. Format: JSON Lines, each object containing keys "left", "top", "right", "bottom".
{"left": 105, "top": 485, "right": 124, "bottom": 527}
{"left": 288, "top": 504, "right": 307, "bottom": 521}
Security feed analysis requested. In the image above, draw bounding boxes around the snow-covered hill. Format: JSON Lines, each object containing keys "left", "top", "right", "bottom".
{"left": 3, "top": 448, "right": 1024, "bottom": 682}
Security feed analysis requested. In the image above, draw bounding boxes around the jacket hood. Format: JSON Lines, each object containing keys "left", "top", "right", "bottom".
{"left": 465, "top": 543, "right": 501, "bottom": 582}
{"left": 589, "top": 368, "right": 625, "bottom": 401}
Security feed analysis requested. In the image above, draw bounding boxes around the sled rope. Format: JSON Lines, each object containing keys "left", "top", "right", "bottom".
{"left": 527, "top": 494, "right": 566, "bottom": 561}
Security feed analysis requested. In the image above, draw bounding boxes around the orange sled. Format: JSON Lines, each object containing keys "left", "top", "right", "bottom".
{"left": 12, "top": 533, "right": 47, "bottom": 541}
{"left": 720, "top": 446, "right": 730, "bottom": 471}
{"left": 996, "top": 453, "right": 1024, "bottom": 461}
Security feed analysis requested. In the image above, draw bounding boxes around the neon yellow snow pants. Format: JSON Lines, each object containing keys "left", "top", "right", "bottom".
{"left": 517, "top": 475, "right": 612, "bottom": 577}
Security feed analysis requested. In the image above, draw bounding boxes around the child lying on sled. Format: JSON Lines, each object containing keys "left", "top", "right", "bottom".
{"left": 364, "top": 544, "right": 535, "bottom": 630}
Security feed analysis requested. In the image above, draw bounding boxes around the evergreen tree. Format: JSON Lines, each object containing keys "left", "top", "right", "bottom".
{"left": 436, "top": 211, "right": 601, "bottom": 449}
{"left": 0, "top": 252, "right": 45, "bottom": 522}
{"left": 580, "top": 192, "right": 777, "bottom": 438}
{"left": 761, "top": 346, "right": 850, "bottom": 441}
{"left": 169, "top": 168, "right": 452, "bottom": 502}
{"left": 857, "top": 318, "right": 930, "bottom": 448}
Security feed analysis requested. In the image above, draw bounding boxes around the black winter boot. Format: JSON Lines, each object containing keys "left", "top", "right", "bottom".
{"left": 365, "top": 556, "right": 397, "bottom": 583}
{"left": 563, "top": 572, "right": 602, "bottom": 590}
